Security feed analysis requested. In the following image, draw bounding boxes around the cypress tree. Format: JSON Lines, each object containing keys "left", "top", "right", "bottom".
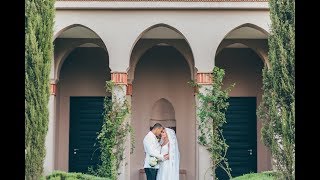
{"left": 258, "top": 0, "right": 295, "bottom": 179}
{"left": 25, "top": 0, "right": 55, "bottom": 178}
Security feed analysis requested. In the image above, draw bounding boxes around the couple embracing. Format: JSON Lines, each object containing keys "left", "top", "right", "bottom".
{"left": 143, "top": 123, "right": 180, "bottom": 180}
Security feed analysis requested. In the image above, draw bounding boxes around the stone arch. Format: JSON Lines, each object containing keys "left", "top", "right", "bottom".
{"left": 150, "top": 98, "right": 176, "bottom": 130}
{"left": 54, "top": 23, "right": 104, "bottom": 42}
{"left": 128, "top": 23, "right": 195, "bottom": 82}
{"left": 55, "top": 42, "right": 110, "bottom": 171}
{"left": 215, "top": 23, "right": 270, "bottom": 68}
{"left": 214, "top": 23, "right": 272, "bottom": 174}
{"left": 53, "top": 24, "right": 109, "bottom": 80}
{"left": 217, "top": 42, "right": 269, "bottom": 68}
{"left": 130, "top": 26, "right": 196, "bottom": 180}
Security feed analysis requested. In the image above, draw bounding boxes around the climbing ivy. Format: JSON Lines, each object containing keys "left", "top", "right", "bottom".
{"left": 89, "top": 81, "right": 135, "bottom": 180}
{"left": 190, "top": 67, "right": 234, "bottom": 179}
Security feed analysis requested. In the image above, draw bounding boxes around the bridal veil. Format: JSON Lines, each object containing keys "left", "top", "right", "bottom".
{"left": 166, "top": 128, "right": 180, "bottom": 180}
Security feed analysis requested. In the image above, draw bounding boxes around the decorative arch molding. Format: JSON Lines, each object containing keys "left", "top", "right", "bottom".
{"left": 218, "top": 23, "right": 269, "bottom": 42}
{"left": 214, "top": 23, "right": 270, "bottom": 68}
{"left": 231, "top": 23, "right": 269, "bottom": 36}
{"left": 216, "top": 41, "right": 270, "bottom": 68}
{"left": 150, "top": 98, "right": 176, "bottom": 129}
{"left": 52, "top": 24, "right": 109, "bottom": 80}
{"left": 128, "top": 39, "right": 194, "bottom": 83}
{"left": 53, "top": 23, "right": 104, "bottom": 41}
{"left": 54, "top": 41, "right": 108, "bottom": 80}
{"left": 128, "top": 23, "right": 195, "bottom": 82}
{"left": 129, "top": 23, "right": 193, "bottom": 54}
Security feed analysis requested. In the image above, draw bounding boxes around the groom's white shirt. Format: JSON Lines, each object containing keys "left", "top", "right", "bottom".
{"left": 143, "top": 131, "right": 164, "bottom": 169}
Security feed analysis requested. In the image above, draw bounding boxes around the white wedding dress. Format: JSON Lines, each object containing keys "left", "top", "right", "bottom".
{"left": 157, "top": 143, "right": 170, "bottom": 180}
{"left": 156, "top": 128, "right": 180, "bottom": 180}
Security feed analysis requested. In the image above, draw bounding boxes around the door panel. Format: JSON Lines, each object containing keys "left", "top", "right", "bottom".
{"left": 69, "top": 97, "right": 104, "bottom": 173}
{"left": 216, "top": 97, "right": 257, "bottom": 179}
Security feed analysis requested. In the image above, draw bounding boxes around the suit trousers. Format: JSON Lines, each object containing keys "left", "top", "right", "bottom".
{"left": 145, "top": 168, "right": 158, "bottom": 180}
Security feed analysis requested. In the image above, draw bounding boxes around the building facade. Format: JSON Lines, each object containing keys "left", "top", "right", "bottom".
{"left": 45, "top": 0, "right": 271, "bottom": 179}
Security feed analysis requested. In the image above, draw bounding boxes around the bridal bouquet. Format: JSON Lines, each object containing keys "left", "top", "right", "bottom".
{"left": 149, "top": 156, "right": 158, "bottom": 167}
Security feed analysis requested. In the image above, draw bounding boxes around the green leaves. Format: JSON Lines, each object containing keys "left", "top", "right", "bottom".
{"left": 258, "top": 0, "right": 295, "bottom": 179}
{"left": 25, "top": 0, "right": 55, "bottom": 179}
{"left": 89, "top": 81, "right": 134, "bottom": 180}
{"left": 191, "top": 66, "right": 234, "bottom": 179}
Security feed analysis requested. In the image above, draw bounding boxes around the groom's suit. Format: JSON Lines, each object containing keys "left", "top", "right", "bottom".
{"left": 143, "top": 131, "right": 165, "bottom": 180}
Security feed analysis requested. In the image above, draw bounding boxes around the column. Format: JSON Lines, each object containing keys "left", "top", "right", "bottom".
{"left": 195, "top": 72, "right": 214, "bottom": 180}
{"left": 125, "top": 82, "right": 133, "bottom": 180}
{"left": 111, "top": 72, "right": 131, "bottom": 180}
{"left": 44, "top": 79, "right": 58, "bottom": 175}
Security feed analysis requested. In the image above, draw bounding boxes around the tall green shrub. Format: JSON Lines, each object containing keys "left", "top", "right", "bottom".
{"left": 25, "top": 0, "right": 55, "bottom": 179}
{"left": 257, "top": 0, "right": 295, "bottom": 179}
{"left": 190, "top": 67, "right": 234, "bottom": 179}
{"left": 89, "top": 81, "right": 134, "bottom": 180}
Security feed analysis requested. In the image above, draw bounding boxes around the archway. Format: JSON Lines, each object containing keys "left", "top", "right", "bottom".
{"left": 129, "top": 24, "right": 195, "bottom": 180}
{"left": 150, "top": 98, "right": 176, "bottom": 131}
{"left": 53, "top": 25, "right": 111, "bottom": 172}
{"left": 214, "top": 24, "right": 271, "bottom": 179}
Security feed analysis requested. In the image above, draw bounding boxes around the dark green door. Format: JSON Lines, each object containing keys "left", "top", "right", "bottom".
{"left": 216, "top": 97, "right": 257, "bottom": 179}
{"left": 69, "top": 97, "right": 104, "bottom": 173}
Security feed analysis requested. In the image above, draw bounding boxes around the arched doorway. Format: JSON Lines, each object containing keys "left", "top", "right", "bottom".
{"left": 54, "top": 25, "right": 111, "bottom": 172}
{"left": 129, "top": 24, "right": 195, "bottom": 180}
{"left": 214, "top": 24, "right": 270, "bottom": 179}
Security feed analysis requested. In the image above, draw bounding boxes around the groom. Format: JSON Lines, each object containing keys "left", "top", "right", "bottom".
{"left": 143, "top": 123, "right": 169, "bottom": 180}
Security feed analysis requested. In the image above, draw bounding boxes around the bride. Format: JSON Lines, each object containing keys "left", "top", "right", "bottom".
{"left": 157, "top": 128, "right": 180, "bottom": 180}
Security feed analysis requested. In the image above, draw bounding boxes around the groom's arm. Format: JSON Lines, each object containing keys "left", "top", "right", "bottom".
{"left": 144, "top": 137, "right": 165, "bottom": 161}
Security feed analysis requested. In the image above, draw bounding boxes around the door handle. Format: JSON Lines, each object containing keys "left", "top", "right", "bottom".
{"left": 248, "top": 149, "right": 252, "bottom": 155}
{"left": 74, "top": 148, "right": 79, "bottom": 155}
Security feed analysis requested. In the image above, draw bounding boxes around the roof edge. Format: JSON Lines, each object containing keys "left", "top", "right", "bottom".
{"left": 55, "top": 1, "right": 269, "bottom": 10}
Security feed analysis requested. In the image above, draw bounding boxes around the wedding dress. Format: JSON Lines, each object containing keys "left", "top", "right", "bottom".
{"left": 156, "top": 128, "right": 180, "bottom": 180}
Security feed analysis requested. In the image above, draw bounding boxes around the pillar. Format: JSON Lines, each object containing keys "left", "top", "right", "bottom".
{"left": 44, "top": 79, "right": 58, "bottom": 175}
{"left": 111, "top": 72, "right": 132, "bottom": 180}
{"left": 195, "top": 72, "right": 214, "bottom": 180}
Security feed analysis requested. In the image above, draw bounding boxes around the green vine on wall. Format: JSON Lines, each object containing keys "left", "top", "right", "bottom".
{"left": 190, "top": 67, "right": 234, "bottom": 179}
{"left": 89, "top": 80, "right": 135, "bottom": 180}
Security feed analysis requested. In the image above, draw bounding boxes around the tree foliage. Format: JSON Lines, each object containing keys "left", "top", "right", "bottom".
{"left": 89, "top": 81, "right": 134, "bottom": 180}
{"left": 25, "top": 0, "right": 55, "bottom": 178}
{"left": 257, "top": 0, "right": 295, "bottom": 179}
{"left": 190, "top": 67, "right": 234, "bottom": 179}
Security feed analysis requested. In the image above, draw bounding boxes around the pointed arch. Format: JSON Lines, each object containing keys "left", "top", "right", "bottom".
{"left": 150, "top": 98, "right": 176, "bottom": 128}
{"left": 215, "top": 23, "right": 270, "bottom": 68}
{"left": 53, "top": 24, "right": 109, "bottom": 80}
{"left": 128, "top": 23, "right": 195, "bottom": 82}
